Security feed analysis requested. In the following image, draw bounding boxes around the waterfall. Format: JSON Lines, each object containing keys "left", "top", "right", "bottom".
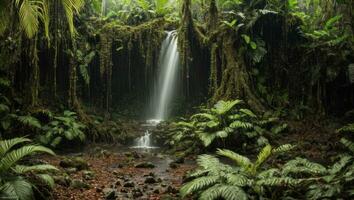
{"left": 135, "top": 131, "right": 151, "bottom": 148}
{"left": 152, "top": 30, "right": 180, "bottom": 121}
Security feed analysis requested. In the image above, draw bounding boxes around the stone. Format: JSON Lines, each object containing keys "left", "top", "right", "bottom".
{"left": 144, "top": 176, "right": 157, "bottom": 184}
{"left": 169, "top": 163, "right": 178, "bottom": 169}
{"left": 135, "top": 162, "right": 155, "bottom": 168}
{"left": 53, "top": 175, "right": 71, "bottom": 187}
{"left": 123, "top": 181, "right": 135, "bottom": 187}
{"left": 103, "top": 188, "right": 117, "bottom": 200}
{"left": 59, "top": 157, "right": 89, "bottom": 170}
{"left": 174, "top": 157, "right": 185, "bottom": 164}
{"left": 166, "top": 185, "right": 178, "bottom": 194}
{"left": 132, "top": 188, "right": 143, "bottom": 198}
{"left": 71, "top": 179, "right": 90, "bottom": 189}
{"left": 82, "top": 170, "right": 95, "bottom": 180}
{"left": 65, "top": 167, "right": 77, "bottom": 174}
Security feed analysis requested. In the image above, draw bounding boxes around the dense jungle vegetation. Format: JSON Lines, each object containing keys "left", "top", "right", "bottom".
{"left": 0, "top": 0, "right": 353, "bottom": 199}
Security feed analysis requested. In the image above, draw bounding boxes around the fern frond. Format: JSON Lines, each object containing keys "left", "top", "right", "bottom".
{"left": 254, "top": 144, "right": 272, "bottom": 169}
{"left": 340, "top": 138, "right": 354, "bottom": 153}
{"left": 36, "top": 174, "right": 55, "bottom": 188}
{"left": 180, "top": 176, "right": 220, "bottom": 198}
{"left": 337, "top": 123, "right": 354, "bottom": 133}
{"left": 192, "top": 113, "right": 217, "bottom": 121}
{"left": 217, "top": 149, "right": 252, "bottom": 169}
{"left": 213, "top": 100, "right": 243, "bottom": 115}
{"left": 329, "top": 155, "right": 352, "bottom": 174}
{"left": 225, "top": 173, "right": 250, "bottom": 187}
{"left": 283, "top": 158, "right": 327, "bottom": 175}
{"left": 229, "top": 121, "right": 253, "bottom": 129}
{"left": 198, "top": 132, "right": 216, "bottom": 147}
{"left": 257, "top": 168, "right": 281, "bottom": 179}
{"left": 0, "top": 138, "right": 31, "bottom": 157}
{"left": 199, "top": 184, "right": 247, "bottom": 200}
{"left": 13, "top": 164, "right": 58, "bottom": 174}
{"left": 257, "top": 177, "right": 301, "bottom": 186}
{"left": 239, "top": 109, "right": 257, "bottom": 118}
{"left": 272, "top": 144, "right": 295, "bottom": 154}
{"left": 17, "top": 115, "right": 41, "bottom": 128}
{"left": 0, "top": 145, "right": 55, "bottom": 174}
{"left": 0, "top": 176, "right": 34, "bottom": 200}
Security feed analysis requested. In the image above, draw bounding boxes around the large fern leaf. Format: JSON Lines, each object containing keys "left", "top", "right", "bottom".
{"left": 217, "top": 149, "right": 252, "bottom": 170}
{"left": 0, "top": 145, "right": 55, "bottom": 174}
{"left": 0, "top": 137, "right": 31, "bottom": 158}
{"left": 180, "top": 176, "right": 220, "bottom": 198}
{"left": 0, "top": 176, "right": 34, "bottom": 200}
{"left": 199, "top": 184, "right": 248, "bottom": 200}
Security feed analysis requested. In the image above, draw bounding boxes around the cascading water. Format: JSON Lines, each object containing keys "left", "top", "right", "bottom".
{"left": 152, "top": 30, "right": 180, "bottom": 121}
{"left": 132, "top": 130, "right": 155, "bottom": 148}
{"left": 133, "top": 31, "right": 180, "bottom": 149}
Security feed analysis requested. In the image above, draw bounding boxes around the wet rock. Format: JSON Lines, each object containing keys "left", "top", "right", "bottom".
{"left": 53, "top": 175, "right": 71, "bottom": 187}
{"left": 96, "top": 187, "right": 102, "bottom": 193}
{"left": 153, "top": 188, "right": 160, "bottom": 194}
{"left": 174, "top": 157, "right": 185, "bottom": 164}
{"left": 135, "top": 162, "right": 155, "bottom": 168}
{"left": 123, "top": 181, "right": 135, "bottom": 187}
{"left": 71, "top": 179, "right": 90, "bottom": 189}
{"left": 103, "top": 188, "right": 117, "bottom": 200}
{"left": 169, "top": 163, "right": 178, "bottom": 169}
{"left": 132, "top": 188, "right": 143, "bottom": 198}
{"left": 82, "top": 170, "right": 95, "bottom": 180}
{"left": 59, "top": 157, "right": 89, "bottom": 170}
{"left": 64, "top": 167, "right": 77, "bottom": 174}
{"left": 124, "top": 151, "right": 140, "bottom": 158}
{"left": 144, "top": 176, "right": 157, "bottom": 184}
{"left": 165, "top": 185, "right": 178, "bottom": 194}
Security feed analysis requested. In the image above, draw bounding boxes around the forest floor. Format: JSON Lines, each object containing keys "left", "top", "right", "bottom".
{"left": 36, "top": 119, "right": 342, "bottom": 200}
{"left": 40, "top": 145, "right": 196, "bottom": 200}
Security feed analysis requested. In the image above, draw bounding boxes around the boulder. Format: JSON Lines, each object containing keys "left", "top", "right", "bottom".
{"left": 70, "top": 179, "right": 90, "bottom": 189}
{"left": 103, "top": 188, "right": 117, "bottom": 200}
{"left": 135, "top": 162, "right": 155, "bottom": 168}
{"left": 144, "top": 176, "right": 157, "bottom": 184}
{"left": 82, "top": 170, "right": 95, "bottom": 180}
{"left": 59, "top": 157, "right": 89, "bottom": 170}
{"left": 123, "top": 181, "right": 135, "bottom": 187}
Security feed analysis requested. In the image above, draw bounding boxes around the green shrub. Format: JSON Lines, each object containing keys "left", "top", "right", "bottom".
{"left": 0, "top": 137, "right": 58, "bottom": 200}
{"left": 39, "top": 111, "right": 86, "bottom": 147}
{"left": 180, "top": 144, "right": 299, "bottom": 200}
{"left": 170, "top": 100, "right": 287, "bottom": 149}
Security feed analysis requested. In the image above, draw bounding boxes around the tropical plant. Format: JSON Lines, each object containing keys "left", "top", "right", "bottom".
{"left": 0, "top": 0, "right": 84, "bottom": 38}
{"left": 176, "top": 100, "right": 287, "bottom": 148}
{"left": 180, "top": 144, "right": 299, "bottom": 199}
{"left": 0, "top": 137, "right": 58, "bottom": 200}
{"left": 303, "top": 122, "right": 354, "bottom": 199}
{"left": 39, "top": 110, "right": 86, "bottom": 147}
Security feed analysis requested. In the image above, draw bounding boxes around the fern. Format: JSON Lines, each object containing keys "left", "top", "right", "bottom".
{"left": 0, "top": 138, "right": 57, "bottom": 200}
{"left": 39, "top": 110, "right": 86, "bottom": 147}
{"left": 181, "top": 144, "right": 301, "bottom": 199}
{"left": 171, "top": 99, "right": 287, "bottom": 150}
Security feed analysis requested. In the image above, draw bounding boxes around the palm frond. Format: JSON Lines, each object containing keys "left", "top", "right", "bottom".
{"left": 61, "top": 0, "right": 84, "bottom": 37}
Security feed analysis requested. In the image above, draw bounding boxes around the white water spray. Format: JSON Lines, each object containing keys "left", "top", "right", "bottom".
{"left": 152, "top": 30, "right": 180, "bottom": 121}
{"left": 131, "top": 130, "right": 157, "bottom": 149}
